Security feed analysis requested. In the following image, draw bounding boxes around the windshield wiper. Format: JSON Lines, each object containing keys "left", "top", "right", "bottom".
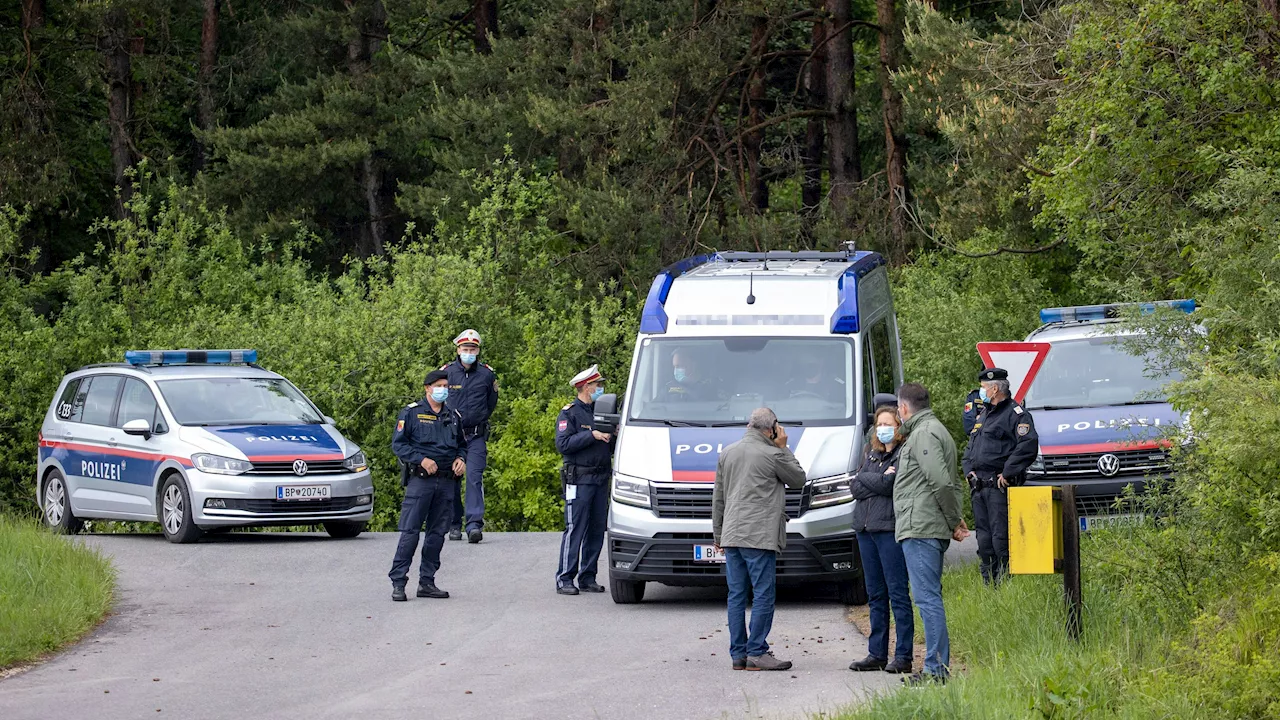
{"left": 636, "top": 419, "right": 708, "bottom": 427}
{"left": 708, "top": 421, "right": 747, "bottom": 427}
{"left": 1116, "top": 400, "right": 1167, "bottom": 406}
{"left": 1029, "top": 405, "right": 1086, "bottom": 411}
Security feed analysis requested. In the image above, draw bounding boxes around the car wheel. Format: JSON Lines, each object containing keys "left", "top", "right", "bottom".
{"left": 43, "top": 470, "right": 84, "bottom": 535}
{"left": 324, "top": 520, "right": 366, "bottom": 539}
{"left": 159, "top": 475, "right": 203, "bottom": 544}
{"left": 610, "top": 577, "right": 645, "bottom": 604}
{"left": 837, "top": 579, "right": 869, "bottom": 606}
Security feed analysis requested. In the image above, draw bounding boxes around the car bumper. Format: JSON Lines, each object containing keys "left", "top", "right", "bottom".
{"left": 187, "top": 468, "right": 375, "bottom": 527}
{"left": 607, "top": 500, "right": 858, "bottom": 586}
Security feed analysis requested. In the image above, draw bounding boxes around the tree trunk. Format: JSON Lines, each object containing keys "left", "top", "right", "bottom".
{"left": 101, "top": 6, "right": 136, "bottom": 218}
{"left": 21, "top": 0, "right": 45, "bottom": 29}
{"left": 744, "top": 16, "right": 769, "bottom": 211}
{"left": 802, "top": 7, "right": 826, "bottom": 212}
{"left": 1261, "top": 0, "right": 1279, "bottom": 75}
{"left": 876, "top": 0, "right": 910, "bottom": 260}
{"left": 195, "top": 0, "right": 219, "bottom": 171}
{"left": 473, "top": 0, "right": 499, "bottom": 54}
{"left": 825, "top": 0, "right": 861, "bottom": 219}
{"left": 346, "top": 0, "right": 389, "bottom": 256}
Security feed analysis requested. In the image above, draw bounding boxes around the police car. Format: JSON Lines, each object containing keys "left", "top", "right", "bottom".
{"left": 37, "top": 350, "right": 374, "bottom": 543}
{"left": 1020, "top": 302, "right": 1192, "bottom": 530}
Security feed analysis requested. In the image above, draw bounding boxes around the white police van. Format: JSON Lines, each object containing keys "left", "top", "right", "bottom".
{"left": 1021, "top": 301, "right": 1192, "bottom": 530}
{"left": 603, "top": 249, "right": 901, "bottom": 604}
{"left": 37, "top": 350, "right": 374, "bottom": 543}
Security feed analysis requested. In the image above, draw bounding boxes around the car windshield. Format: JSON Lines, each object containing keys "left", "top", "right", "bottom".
{"left": 156, "top": 377, "right": 324, "bottom": 426}
{"left": 627, "top": 337, "right": 856, "bottom": 425}
{"left": 1022, "top": 336, "right": 1182, "bottom": 410}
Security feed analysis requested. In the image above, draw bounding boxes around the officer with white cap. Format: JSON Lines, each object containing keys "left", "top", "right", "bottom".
{"left": 441, "top": 328, "right": 499, "bottom": 543}
{"left": 554, "top": 364, "right": 614, "bottom": 595}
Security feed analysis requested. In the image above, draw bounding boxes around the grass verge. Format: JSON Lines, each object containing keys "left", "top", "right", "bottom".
{"left": 0, "top": 515, "right": 115, "bottom": 669}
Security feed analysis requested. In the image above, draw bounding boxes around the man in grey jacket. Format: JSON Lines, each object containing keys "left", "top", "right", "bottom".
{"left": 712, "top": 407, "right": 807, "bottom": 671}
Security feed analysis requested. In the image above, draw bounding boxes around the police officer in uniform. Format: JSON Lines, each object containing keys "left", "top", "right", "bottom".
{"left": 962, "top": 387, "right": 983, "bottom": 436}
{"left": 442, "top": 329, "right": 499, "bottom": 544}
{"left": 555, "top": 364, "right": 613, "bottom": 595}
{"left": 665, "top": 349, "right": 713, "bottom": 402}
{"left": 961, "top": 368, "right": 1038, "bottom": 586}
{"left": 388, "top": 370, "right": 467, "bottom": 602}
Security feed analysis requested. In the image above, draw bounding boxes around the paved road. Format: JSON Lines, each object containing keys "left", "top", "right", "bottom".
{"left": 0, "top": 532, "right": 975, "bottom": 720}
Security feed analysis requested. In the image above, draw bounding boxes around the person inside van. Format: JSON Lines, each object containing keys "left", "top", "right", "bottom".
{"left": 665, "top": 348, "right": 715, "bottom": 402}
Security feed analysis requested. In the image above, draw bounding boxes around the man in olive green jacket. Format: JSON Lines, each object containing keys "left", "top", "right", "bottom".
{"left": 893, "top": 383, "right": 969, "bottom": 685}
{"left": 712, "top": 407, "right": 807, "bottom": 671}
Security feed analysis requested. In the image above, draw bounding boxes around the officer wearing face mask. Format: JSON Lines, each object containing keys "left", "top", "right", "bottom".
{"left": 555, "top": 364, "right": 614, "bottom": 595}
{"left": 962, "top": 367, "right": 1038, "bottom": 586}
{"left": 442, "top": 329, "right": 499, "bottom": 544}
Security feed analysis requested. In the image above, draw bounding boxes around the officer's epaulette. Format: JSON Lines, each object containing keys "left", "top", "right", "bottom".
{"left": 483, "top": 363, "right": 494, "bottom": 372}
{"left": 1013, "top": 405, "right": 1025, "bottom": 415}
{"left": 439, "top": 363, "right": 450, "bottom": 370}
{"left": 562, "top": 403, "right": 574, "bottom": 411}
{"left": 406, "top": 401, "right": 419, "bottom": 409}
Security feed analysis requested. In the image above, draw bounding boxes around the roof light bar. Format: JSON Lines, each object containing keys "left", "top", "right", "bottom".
{"left": 1039, "top": 299, "right": 1196, "bottom": 324}
{"left": 125, "top": 349, "right": 259, "bottom": 366}
{"left": 639, "top": 254, "right": 716, "bottom": 334}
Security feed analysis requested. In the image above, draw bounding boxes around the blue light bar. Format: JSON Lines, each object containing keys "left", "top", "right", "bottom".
{"left": 639, "top": 254, "right": 716, "bottom": 334}
{"left": 829, "top": 251, "right": 885, "bottom": 334}
{"left": 1039, "top": 299, "right": 1196, "bottom": 324}
{"left": 125, "top": 349, "right": 258, "bottom": 366}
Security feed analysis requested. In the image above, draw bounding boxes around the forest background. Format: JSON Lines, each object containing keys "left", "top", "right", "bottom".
{"left": 2, "top": 0, "right": 1279, "bottom": 714}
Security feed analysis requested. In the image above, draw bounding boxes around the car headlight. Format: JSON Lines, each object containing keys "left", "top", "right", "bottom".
{"left": 192, "top": 453, "right": 251, "bottom": 475}
{"left": 809, "top": 473, "right": 853, "bottom": 508}
{"left": 612, "top": 473, "right": 651, "bottom": 508}
{"left": 343, "top": 450, "right": 368, "bottom": 473}
{"left": 1028, "top": 453, "right": 1045, "bottom": 474}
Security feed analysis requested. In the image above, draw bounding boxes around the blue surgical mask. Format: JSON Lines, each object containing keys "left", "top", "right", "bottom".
{"left": 673, "top": 368, "right": 686, "bottom": 383}
{"left": 591, "top": 387, "right": 604, "bottom": 402}
{"left": 979, "top": 387, "right": 990, "bottom": 404}
{"left": 430, "top": 387, "right": 449, "bottom": 403}
{"left": 460, "top": 353, "right": 477, "bottom": 366}
{"left": 876, "top": 426, "right": 897, "bottom": 444}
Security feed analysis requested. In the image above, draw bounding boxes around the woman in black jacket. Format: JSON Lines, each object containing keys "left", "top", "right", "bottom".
{"left": 848, "top": 406, "right": 914, "bottom": 674}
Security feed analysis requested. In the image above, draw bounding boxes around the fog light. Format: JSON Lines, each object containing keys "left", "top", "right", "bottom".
{"left": 614, "top": 561, "right": 632, "bottom": 570}
{"left": 832, "top": 561, "right": 853, "bottom": 570}
{"left": 204, "top": 498, "right": 227, "bottom": 509}
{"left": 356, "top": 494, "right": 373, "bottom": 505}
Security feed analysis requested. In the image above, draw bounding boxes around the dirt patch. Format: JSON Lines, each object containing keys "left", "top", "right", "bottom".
{"left": 845, "top": 605, "right": 928, "bottom": 669}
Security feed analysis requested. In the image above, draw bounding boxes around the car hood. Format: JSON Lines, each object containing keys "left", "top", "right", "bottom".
{"left": 614, "top": 425, "right": 858, "bottom": 483}
{"left": 177, "top": 424, "right": 349, "bottom": 462}
{"left": 1032, "top": 403, "right": 1183, "bottom": 455}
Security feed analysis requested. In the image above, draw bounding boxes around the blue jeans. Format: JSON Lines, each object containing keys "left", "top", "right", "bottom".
{"left": 901, "top": 537, "right": 951, "bottom": 677}
{"left": 725, "top": 547, "right": 777, "bottom": 660}
{"left": 856, "top": 531, "right": 914, "bottom": 662}
{"left": 451, "top": 434, "right": 488, "bottom": 532}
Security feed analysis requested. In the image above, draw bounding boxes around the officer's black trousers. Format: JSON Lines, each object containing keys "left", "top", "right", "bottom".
{"left": 389, "top": 474, "right": 456, "bottom": 588}
{"left": 971, "top": 486, "right": 1010, "bottom": 585}
{"left": 556, "top": 481, "right": 608, "bottom": 587}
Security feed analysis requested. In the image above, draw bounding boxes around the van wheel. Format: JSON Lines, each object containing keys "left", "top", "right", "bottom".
{"left": 159, "top": 475, "right": 203, "bottom": 544}
{"left": 324, "top": 521, "right": 366, "bottom": 539}
{"left": 837, "top": 580, "right": 869, "bottom": 606}
{"left": 610, "top": 578, "right": 646, "bottom": 604}
{"left": 43, "top": 470, "right": 84, "bottom": 535}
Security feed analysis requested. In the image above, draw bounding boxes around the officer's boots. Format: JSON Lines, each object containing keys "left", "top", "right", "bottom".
{"left": 417, "top": 582, "right": 450, "bottom": 599}
{"left": 391, "top": 586, "right": 408, "bottom": 602}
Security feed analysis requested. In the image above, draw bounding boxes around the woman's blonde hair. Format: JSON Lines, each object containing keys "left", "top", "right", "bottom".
{"left": 870, "top": 406, "right": 903, "bottom": 453}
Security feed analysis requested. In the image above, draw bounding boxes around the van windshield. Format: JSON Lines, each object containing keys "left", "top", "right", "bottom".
{"left": 156, "top": 377, "right": 324, "bottom": 426}
{"left": 1022, "top": 336, "right": 1182, "bottom": 410}
{"left": 627, "top": 337, "right": 856, "bottom": 425}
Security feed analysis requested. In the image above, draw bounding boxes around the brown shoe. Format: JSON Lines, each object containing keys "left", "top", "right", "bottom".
{"left": 746, "top": 652, "right": 793, "bottom": 671}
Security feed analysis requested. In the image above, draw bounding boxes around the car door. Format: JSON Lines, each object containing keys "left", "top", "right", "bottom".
{"left": 71, "top": 374, "right": 128, "bottom": 515}
{"left": 111, "top": 377, "right": 167, "bottom": 517}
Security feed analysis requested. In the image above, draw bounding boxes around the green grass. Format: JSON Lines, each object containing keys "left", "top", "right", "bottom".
{"left": 835, "top": 544, "right": 1208, "bottom": 719}
{"left": 0, "top": 516, "right": 115, "bottom": 668}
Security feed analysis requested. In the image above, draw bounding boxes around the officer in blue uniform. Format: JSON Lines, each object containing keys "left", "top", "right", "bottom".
{"left": 388, "top": 369, "right": 467, "bottom": 602}
{"left": 962, "top": 388, "right": 983, "bottom": 436}
{"left": 961, "top": 367, "right": 1039, "bottom": 586}
{"left": 555, "top": 364, "right": 614, "bottom": 595}
{"left": 443, "top": 329, "right": 499, "bottom": 544}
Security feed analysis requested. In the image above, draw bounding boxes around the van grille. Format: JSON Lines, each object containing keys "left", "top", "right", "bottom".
{"left": 650, "top": 484, "right": 805, "bottom": 520}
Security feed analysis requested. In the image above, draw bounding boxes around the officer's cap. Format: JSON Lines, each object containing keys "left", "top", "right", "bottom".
{"left": 571, "top": 364, "right": 603, "bottom": 388}
{"left": 424, "top": 369, "right": 450, "bottom": 385}
{"left": 871, "top": 393, "right": 898, "bottom": 410}
{"left": 454, "top": 329, "right": 482, "bottom": 347}
{"left": 978, "top": 367, "right": 1009, "bottom": 382}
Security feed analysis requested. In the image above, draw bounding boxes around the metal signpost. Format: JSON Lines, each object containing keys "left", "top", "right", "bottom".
{"left": 1009, "top": 484, "right": 1083, "bottom": 640}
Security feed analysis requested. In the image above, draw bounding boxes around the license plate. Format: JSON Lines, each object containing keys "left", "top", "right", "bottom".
{"left": 276, "top": 484, "right": 331, "bottom": 501}
{"left": 693, "top": 544, "right": 726, "bottom": 563}
{"left": 1080, "top": 513, "right": 1144, "bottom": 532}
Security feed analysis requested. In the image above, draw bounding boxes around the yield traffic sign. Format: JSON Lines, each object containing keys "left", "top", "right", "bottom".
{"left": 976, "top": 341, "right": 1052, "bottom": 403}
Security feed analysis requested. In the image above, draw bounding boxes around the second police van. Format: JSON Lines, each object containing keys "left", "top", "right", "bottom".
{"left": 603, "top": 249, "right": 902, "bottom": 604}
{"left": 1020, "top": 301, "right": 1193, "bottom": 530}
{"left": 37, "top": 350, "right": 374, "bottom": 543}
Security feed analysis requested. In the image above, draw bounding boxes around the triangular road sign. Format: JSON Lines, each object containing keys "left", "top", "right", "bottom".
{"left": 976, "top": 342, "right": 1052, "bottom": 403}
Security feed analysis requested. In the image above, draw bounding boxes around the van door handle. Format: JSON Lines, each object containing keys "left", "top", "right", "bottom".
{"left": 107, "top": 438, "right": 118, "bottom": 447}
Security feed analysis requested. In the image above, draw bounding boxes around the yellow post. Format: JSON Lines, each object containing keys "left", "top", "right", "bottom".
{"left": 1008, "top": 486, "right": 1062, "bottom": 575}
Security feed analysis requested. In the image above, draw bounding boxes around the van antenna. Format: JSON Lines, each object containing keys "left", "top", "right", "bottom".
{"left": 746, "top": 272, "right": 756, "bottom": 305}
{"left": 842, "top": 239, "right": 856, "bottom": 254}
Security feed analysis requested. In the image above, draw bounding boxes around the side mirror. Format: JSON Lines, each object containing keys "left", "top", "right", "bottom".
{"left": 122, "top": 418, "right": 152, "bottom": 440}
{"left": 593, "top": 393, "right": 621, "bottom": 435}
